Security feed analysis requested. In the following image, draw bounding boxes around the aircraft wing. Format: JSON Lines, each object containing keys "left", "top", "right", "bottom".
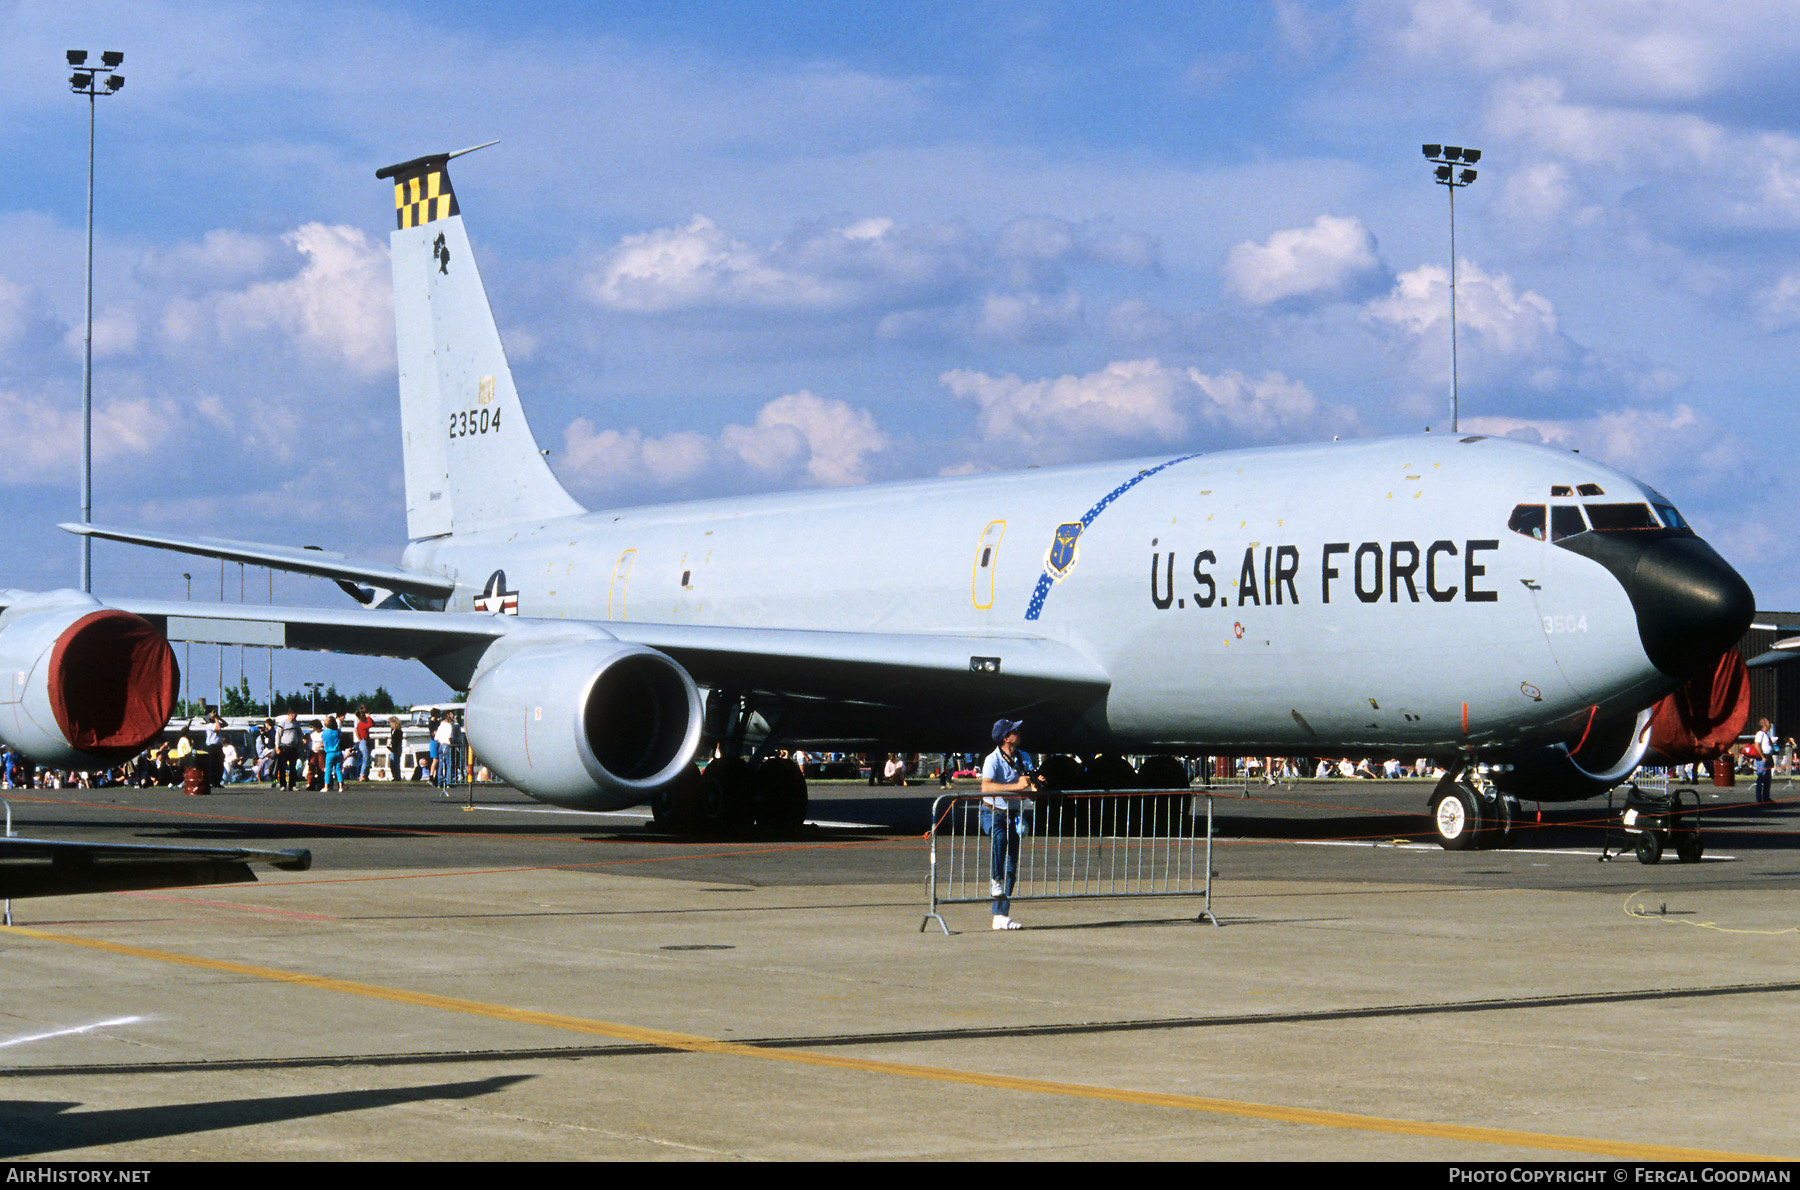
{"left": 0, "top": 835, "right": 311, "bottom": 899}
{"left": 603, "top": 621, "right": 1112, "bottom": 711}
{"left": 0, "top": 590, "right": 1108, "bottom": 713}
{"left": 60, "top": 522, "right": 456, "bottom": 601}
{"left": 23, "top": 597, "right": 508, "bottom": 664}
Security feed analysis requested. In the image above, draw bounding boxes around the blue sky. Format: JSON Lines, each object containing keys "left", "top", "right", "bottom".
{"left": 2, "top": 1, "right": 1795, "bottom": 704}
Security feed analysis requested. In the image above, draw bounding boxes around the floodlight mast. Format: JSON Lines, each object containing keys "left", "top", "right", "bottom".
{"left": 67, "top": 50, "right": 125, "bottom": 594}
{"left": 1422, "top": 143, "right": 1480, "bottom": 433}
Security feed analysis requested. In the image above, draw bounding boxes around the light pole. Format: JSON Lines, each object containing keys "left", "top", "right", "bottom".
{"left": 1422, "top": 143, "right": 1479, "bottom": 432}
{"left": 66, "top": 50, "right": 124, "bottom": 594}
{"left": 181, "top": 571, "right": 191, "bottom": 713}
{"left": 304, "top": 682, "right": 324, "bottom": 717}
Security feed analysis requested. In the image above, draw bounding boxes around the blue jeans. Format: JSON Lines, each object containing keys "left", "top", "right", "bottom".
{"left": 981, "top": 808, "right": 1018, "bottom": 915}
{"left": 1756, "top": 763, "right": 1773, "bottom": 803}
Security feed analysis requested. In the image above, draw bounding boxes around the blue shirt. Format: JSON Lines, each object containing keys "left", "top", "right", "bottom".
{"left": 981, "top": 746, "right": 1034, "bottom": 808}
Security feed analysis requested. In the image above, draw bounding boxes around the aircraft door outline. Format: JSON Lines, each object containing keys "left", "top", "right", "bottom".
{"left": 608, "top": 549, "right": 636, "bottom": 620}
{"left": 971, "top": 520, "right": 1005, "bottom": 610}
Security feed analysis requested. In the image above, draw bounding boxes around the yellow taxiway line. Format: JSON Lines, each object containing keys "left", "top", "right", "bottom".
{"left": 6, "top": 924, "right": 1780, "bottom": 1162}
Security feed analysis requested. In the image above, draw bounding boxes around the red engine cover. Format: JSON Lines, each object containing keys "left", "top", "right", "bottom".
{"left": 46, "top": 609, "right": 180, "bottom": 759}
{"left": 1646, "top": 647, "right": 1749, "bottom": 764}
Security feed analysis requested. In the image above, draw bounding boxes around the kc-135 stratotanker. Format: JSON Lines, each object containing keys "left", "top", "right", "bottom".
{"left": 4, "top": 144, "right": 1755, "bottom": 850}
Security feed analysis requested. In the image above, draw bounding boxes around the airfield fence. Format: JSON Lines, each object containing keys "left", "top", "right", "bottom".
{"left": 921, "top": 790, "right": 1220, "bottom": 933}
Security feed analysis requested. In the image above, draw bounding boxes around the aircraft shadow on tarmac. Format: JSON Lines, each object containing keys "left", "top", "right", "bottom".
{"left": 0, "top": 1074, "right": 531, "bottom": 1158}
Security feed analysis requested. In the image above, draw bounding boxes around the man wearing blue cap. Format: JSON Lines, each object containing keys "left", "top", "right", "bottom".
{"left": 981, "top": 719, "right": 1040, "bottom": 930}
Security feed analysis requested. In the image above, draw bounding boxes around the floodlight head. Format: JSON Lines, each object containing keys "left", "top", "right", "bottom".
{"left": 1444, "top": 146, "right": 1463, "bottom": 161}
{"left": 1435, "top": 164, "right": 1452, "bottom": 181}
{"left": 1422, "top": 143, "right": 1441, "bottom": 157}
{"left": 106, "top": 75, "right": 123, "bottom": 91}
{"left": 1460, "top": 168, "right": 1477, "bottom": 184}
{"left": 1463, "top": 148, "right": 1481, "bottom": 164}
{"left": 100, "top": 50, "right": 123, "bottom": 68}
{"left": 70, "top": 72, "right": 92, "bottom": 90}
{"left": 66, "top": 50, "right": 87, "bottom": 66}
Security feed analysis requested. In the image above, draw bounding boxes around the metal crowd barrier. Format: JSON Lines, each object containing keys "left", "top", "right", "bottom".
{"left": 921, "top": 790, "right": 1221, "bottom": 934}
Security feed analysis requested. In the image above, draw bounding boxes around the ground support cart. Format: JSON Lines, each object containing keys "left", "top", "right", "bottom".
{"left": 1603, "top": 783, "right": 1702, "bottom": 865}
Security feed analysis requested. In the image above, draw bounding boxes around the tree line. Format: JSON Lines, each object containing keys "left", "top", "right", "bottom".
{"left": 174, "top": 678, "right": 406, "bottom": 720}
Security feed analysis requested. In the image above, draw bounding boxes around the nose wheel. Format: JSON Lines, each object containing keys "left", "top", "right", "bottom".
{"left": 1432, "top": 785, "right": 1480, "bottom": 850}
{"left": 1428, "top": 766, "right": 1517, "bottom": 850}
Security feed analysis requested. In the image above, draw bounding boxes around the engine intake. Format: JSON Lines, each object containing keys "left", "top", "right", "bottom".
{"left": 0, "top": 592, "right": 179, "bottom": 767}
{"left": 463, "top": 635, "right": 702, "bottom": 810}
{"left": 1493, "top": 707, "right": 1655, "bottom": 802}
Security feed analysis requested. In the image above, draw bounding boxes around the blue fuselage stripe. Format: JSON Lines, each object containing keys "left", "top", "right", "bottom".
{"left": 1024, "top": 453, "right": 1205, "bottom": 621}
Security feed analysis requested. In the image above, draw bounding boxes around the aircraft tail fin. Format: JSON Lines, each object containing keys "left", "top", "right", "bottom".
{"left": 379, "top": 148, "right": 584, "bottom": 540}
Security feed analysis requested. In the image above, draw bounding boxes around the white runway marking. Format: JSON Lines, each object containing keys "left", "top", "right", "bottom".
{"left": 0, "top": 1015, "right": 146, "bottom": 1048}
{"left": 466, "top": 804, "right": 885, "bottom": 830}
{"left": 1279, "top": 838, "right": 1736, "bottom": 861}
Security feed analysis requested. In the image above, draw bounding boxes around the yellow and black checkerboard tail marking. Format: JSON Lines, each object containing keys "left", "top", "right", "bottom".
{"left": 376, "top": 153, "right": 460, "bottom": 230}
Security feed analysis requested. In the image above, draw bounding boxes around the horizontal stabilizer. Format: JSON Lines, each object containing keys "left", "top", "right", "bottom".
{"left": 61, "top": 523, "right": 455, "bottom": 600}
{"left": 1747, "top": 639, "right": 1800, "bottom": 668}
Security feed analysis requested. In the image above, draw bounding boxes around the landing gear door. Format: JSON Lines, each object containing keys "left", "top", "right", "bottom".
{"left": 971, "top": 520, "right": 1005, "bottom": 610}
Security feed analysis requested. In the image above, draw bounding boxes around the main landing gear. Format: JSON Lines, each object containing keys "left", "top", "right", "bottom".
{"left": 1428, "top": 763, "right": 1519, "bottom": 851}
{"left": 649, "top": 690, "right": 811, "bottom": 837}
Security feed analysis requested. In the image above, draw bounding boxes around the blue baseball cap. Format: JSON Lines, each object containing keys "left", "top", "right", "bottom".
{"left": 991, "top": 718, "right": 1025, "bottom": 744}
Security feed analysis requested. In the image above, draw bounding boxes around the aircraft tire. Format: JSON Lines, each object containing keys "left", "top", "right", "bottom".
{"left": 1635, "top": 831, "right": 1663, "bottom": 865}
{"left": 1675, "top": 829, "right": 1703, "bottom": 863}
{"left": 753, "top": 757, "right": 808, "bottom": 834}
{"left": 1035, "top": 756, "right": 1085, "bottom": 835}
{"left": 658, "top": 764, "right": 705, "bottom": 834}
{"left": 1133, "top": 757, "right": 1189, "bottom": 836}
{"left": 1431, "top": 787, "right": 1481, "bottom": 850}
{"left": 696, "top": 756, "right": 755, "bottom": 835}
{"left": 1135, "top": 755, "right": 1189, "bottom": 791}
{"left": 1035, "top": 754, "right": 1082, "bottom": 791}
{"left": 1487, "top": 794, "right": 1517, "bottom": 850}
{"left": 1085, "top": 753, "right": 1138, "bottom": 791}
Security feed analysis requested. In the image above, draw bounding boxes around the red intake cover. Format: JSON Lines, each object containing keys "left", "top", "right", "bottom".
{"left": 46, "top": 609, "right": 180, "bottom": 758}
{"left": 1647, "top": 647, "right": 1750, "bottom": 764}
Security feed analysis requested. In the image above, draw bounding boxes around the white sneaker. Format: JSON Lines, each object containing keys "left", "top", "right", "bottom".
{"left": 992, "top": 915, "right": 1022, "bottom": 930}
{"left": 990, "top": 879, "right": 1004, "bottom": 897}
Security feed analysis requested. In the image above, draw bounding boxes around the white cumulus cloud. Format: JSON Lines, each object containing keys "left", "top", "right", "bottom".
{"left": 179, "top": 223, "right": 394, "bottom": 375}
{"left": 1224, "top": 214, "right": 1383, "bottom": 306}
{"left": 0, "top": 385, "right": 181, "bottom": 486}
{"left": 940, "top": 359, "right": 1345, "bottom": 461}
{"left": 1365, "top": 260, "right": 1559, "bottom": 362}
{"left": 559, "top": 391, "right": 891, "bottom": 496}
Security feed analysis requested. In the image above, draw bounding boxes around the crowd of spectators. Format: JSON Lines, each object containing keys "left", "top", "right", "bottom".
{"left": 0, "top": 707, "right": 474, "bottom": 793}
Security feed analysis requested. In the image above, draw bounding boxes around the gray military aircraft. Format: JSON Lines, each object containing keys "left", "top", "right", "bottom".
{"left": 3, "top": 146, "right": 1755, "bottom": 849}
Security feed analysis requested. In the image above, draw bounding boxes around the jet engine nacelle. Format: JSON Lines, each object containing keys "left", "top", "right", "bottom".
{"left": 463, "top": 632, "right": 703, "bottom": 811}
{"left": 0, "top": 591, "right": 179, "bottom": 768}
{"left": 1493, "top": 707, "right": 1655, "bottom": 802}
{"left": 1495, "top": 648, "right": 1752, "bottom": 802}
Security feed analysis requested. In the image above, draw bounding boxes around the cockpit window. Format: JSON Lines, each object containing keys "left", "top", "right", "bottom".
{"left": 1576, "top": 483, "right": 1605, "bottom": 496}
{"left": 1584, "top": 503, "right": 1660, "bottom": 531}
{"left": 1653, "top": 503, "right": 1688, "bottom": 531}
{"left": 1550, "top": 485, "right": 1573, "bottom": 497}
{"left": 1550, "top": 505, "right": 1587, "bottom": 541}
{"left": 1507, "top": 504, "right": 1547, "bottom": 540}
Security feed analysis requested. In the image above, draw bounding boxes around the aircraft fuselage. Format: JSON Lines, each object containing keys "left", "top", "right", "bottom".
{"left": 406, "top": 432, "right": 1733, "bottom": 757}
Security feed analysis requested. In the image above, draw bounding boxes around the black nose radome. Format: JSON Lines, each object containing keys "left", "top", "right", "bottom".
{"left": 1557, "top": 531, "right": 1755, "bottom": 680}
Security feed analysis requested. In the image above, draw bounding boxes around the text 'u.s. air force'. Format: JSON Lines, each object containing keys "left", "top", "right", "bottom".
{"left": 1149, "top": 540, "right": 1501, "bottom": 609}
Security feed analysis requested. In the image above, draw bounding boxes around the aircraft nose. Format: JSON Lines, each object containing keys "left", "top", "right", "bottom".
{"left": 1625, "top": 536, "right": 1755, "bottom": 680}
{"left": 1555, "top": 531, "right": 1755, "bottom": 680}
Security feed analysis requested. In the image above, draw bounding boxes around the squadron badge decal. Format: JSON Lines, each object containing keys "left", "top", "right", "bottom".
{"left": 1044, "top": 522, "right": 1083, "bottom": 581}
